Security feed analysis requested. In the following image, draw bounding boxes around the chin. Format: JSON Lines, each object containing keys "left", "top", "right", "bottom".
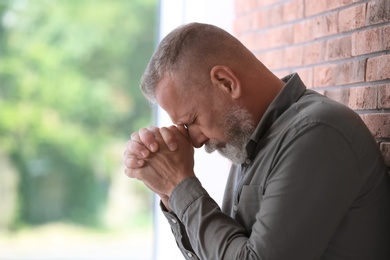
{"left": 205, "top": 141, "right": 247, "bottom": 164}
{"left": 217, "top": 145, "right": 247, "bottom": 165}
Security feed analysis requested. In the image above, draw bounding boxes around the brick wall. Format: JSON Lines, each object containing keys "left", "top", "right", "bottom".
{"left": 234, "top": 0, "right": 390, "bottom": 170}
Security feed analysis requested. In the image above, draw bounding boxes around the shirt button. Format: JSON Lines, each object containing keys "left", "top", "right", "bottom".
{"left": 187, "top": 252, "right": 193, "bottom": 258}
{"left": 245, "top": 158, "right": 251, "bottom": 164}
{"left": 171, "top": 218, "right": 177, "bottom": 224}
{"left": 233, "top": 204, "right": 238, "bottom": 211}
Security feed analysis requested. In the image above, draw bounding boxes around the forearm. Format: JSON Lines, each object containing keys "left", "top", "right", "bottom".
{"left": 169, "top": 177, "right": 249, "bottom": 259}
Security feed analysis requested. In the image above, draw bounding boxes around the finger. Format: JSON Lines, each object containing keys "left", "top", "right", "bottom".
{"left": 168, "top": 125, "right": 195, "bottom": 154}
{"left": 139, "top": 127, "right": 159, "bottom": 152}
{"left": 126, "top": 139, "right": 150, "bottom": 158}
{"left": 124, "top": 168, "right": 136, "bottom": 178}
{"left": 168, "top": 125, "right": 191, "bottom": 143}
{"left": 174, "top": 125, "right": 190, "bottom": 139}
{"left": 124, "top": 156, "right": 145, "bottom": 168}
{"left": 147, "top": 126, "right": 171, "bottom": 151}
{"left": 160, "top": 126, "right": 178, "bottom": 151}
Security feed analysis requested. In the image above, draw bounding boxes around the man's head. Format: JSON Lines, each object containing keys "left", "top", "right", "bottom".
{"left": 140, "top": 23, "right": 283, "bottom": 164}
{"left": 140, "top": 22, "right": 257, "bottom": 103}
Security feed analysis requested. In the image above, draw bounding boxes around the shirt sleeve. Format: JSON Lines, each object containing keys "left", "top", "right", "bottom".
{"left": 160, "top": 200, "right": 200, "bottom": 260}
{"left": 168, "top": 123, "right": 364, "bottom": 259}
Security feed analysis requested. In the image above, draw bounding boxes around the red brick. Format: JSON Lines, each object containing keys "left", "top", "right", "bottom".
{"left": 324, "top": 89, "right": 350, "bottom": 106}
{"left": 360, "top": 113, "right": 390, "bottom": 138}
{"left": 248, "top": 11, "right": 260, "bottom": 31}
{"left": 378, "top": 84, "right": 390, "bottom": 109}
{"left": 255, "top": 10, "right": 270, "bottom": 29}
{"left": 255, "top": 0, "right": 281, "bottom": 8}
{"left": 366, "top": 0, "right": 390, "bottom": 25}
{"left": 276, "top": 25, "right": 294, "bottom": 47}
{"left": 236, "top": 11, "right": 262, "bottom": 32}
{"left": 305, "top": 0, "right": 357, "bottom": 17}
{"left": 295, "top": 68, "right": 314, "bottom": 88}
{"left": 384, "top": 25, "right": 390, "bottom": 50}
{"left": 352, "top": 27, "right": 382, "bottom": 56}
{"left": 335, "top": 60, "right": 366, "bottom": 85}
{"left": 233, "top": 17, "right": 246, "bottom": 35}
{"left": 267, "top": 0, "right": 284, "bottom": 6}
{"left": 293, "top": 21, "right": 312, "bottom": 44}
{"left": 283, "top": 0, "right": 304, "bottom": 22}
{"left": 305, "top": 0, "right": 327, "bottom": 16}
{"left": 256, "top": 49, "right": 285, "bottom": 70}
{"left": 240, "top": 33, "right": 257, "bottom": 51}
{"left": 258, "top": 25, "right": 294, "bottom": 49}
{"left": 326, "top": 36, "right": 352, "bottom": 60}
{"left": 366, "top": 54, "right": 390, "bottom": 82}
{"left": 303, "top": 41, "right": 326, "bottom": 65}
{"left": 313, "top": 64, "right": 338, "bottom": 87}
{"left": 236, "top": 0, "right": 257, "bottom": 14}
{"left": 348, "top": 86, "right": 378, "bottom": 110}
{"left": 274, "top": 69, "right": 293, "bottom": 79}
{"left": 255, "top": 31, "right": 268, "bottom": 50}
{"left": 380, "top": 142, "right": 390, "bottom": 167}
{"left": 235, "top": 0, "right": 246, "bottom": 15}
{"left": 284, "top": 45, "right": 304, "bottom": 67}
{"left": 313, "top": 60, "right": 365, "bottom": 87}
{"left": 312, "top": 13, "right": 339, "bottom": 39}
{"left": 338, "top": 3, "right": 366, "bottom": 33}
{"left": 268, "top": 5, "right": 284, "bottom": 27}
{"left": 327, "top": 0, "right": 361, "bottom": 11}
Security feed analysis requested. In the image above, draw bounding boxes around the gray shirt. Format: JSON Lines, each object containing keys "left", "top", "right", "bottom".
{"left": 162, "top": 73, "right": 390, "bottom": 260}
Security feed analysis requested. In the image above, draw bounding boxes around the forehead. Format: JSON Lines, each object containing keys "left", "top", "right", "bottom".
{"left": 155, "top": 74, "right": 193, "bottom": 125}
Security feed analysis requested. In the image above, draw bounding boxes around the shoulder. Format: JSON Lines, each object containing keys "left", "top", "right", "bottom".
{"left": 290, "top": 90, "right": 361, "bottom": 131}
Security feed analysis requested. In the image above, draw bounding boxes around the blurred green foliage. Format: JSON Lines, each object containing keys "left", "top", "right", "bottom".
{"left": 0, "top": 0, "right": 157, "bottom": 227}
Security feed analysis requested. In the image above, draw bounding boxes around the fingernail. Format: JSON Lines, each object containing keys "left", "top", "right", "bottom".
{"left": 137, "top": 160, "right": 144, "bottom": 167}
{"left": 141, "top": 150, "right": 147, "bottom": 158}
{"left": 150, "top": 143, "right": 158, "bottom": 152}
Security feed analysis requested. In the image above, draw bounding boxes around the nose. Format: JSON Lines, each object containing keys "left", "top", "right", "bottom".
{"left": 187, "top": 125, "right": 209, "bottom": 148}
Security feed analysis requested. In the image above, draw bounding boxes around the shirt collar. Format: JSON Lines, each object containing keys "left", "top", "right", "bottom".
{"left": 245, "top": 73, "right": 307, "bottom": 159}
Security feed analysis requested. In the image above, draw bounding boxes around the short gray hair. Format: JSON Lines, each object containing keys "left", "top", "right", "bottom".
{"left": 140, "top": 22, "right": 252, "bottom": 103}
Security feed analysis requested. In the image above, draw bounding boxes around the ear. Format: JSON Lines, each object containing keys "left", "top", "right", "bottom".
{"left": 210, "top": 65, "right": 241, "bottom": 99}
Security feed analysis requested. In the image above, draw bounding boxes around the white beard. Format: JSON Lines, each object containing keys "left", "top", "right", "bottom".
{"left": 204, "top": 105, "right": 255, "bottom": 164}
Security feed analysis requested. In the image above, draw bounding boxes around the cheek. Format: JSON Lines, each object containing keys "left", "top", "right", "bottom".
{"left": 202, "top": 115, "right": 227, "bottom": 141}
{"left": 198, "top": 96, "right": 230, "bottom": 140}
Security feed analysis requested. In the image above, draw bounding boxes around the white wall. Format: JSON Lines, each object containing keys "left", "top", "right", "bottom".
{"left": 153, "top": 0, "right": 234, "bottom": 259}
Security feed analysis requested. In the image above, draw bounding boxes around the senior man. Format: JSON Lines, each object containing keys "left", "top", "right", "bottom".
{"left": 124, "top": 23, "right": 390, "bottom": 259}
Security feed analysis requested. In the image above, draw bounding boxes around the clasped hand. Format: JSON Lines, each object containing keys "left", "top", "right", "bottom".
{"left": 123, "top": 125, "right": 195, "bottom": 209}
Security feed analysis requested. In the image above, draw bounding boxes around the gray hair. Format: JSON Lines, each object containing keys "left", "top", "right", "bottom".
{"left": 140, "top": 22, "right": 253, "bottom": 103}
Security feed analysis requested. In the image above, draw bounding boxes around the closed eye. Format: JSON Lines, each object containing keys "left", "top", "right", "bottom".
{"left": 184, "top": 118, "right": 196, "bottom": 129}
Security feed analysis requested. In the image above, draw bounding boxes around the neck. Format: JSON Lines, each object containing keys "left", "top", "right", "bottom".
{"left": 237, "top": 62, "right": 285, "bottom": 125}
